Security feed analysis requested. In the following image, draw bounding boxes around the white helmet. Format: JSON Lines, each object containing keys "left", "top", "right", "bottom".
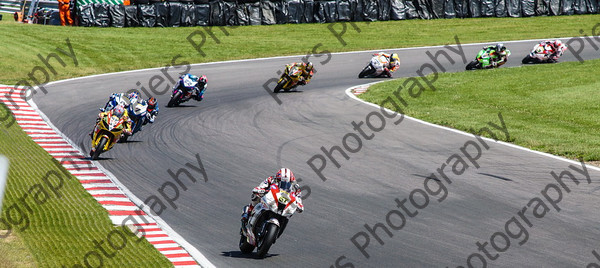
{"left": 275, "top": 168, "right": 295, "bottom": 191}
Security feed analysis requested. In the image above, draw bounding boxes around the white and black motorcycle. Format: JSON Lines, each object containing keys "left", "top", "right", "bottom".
{"left": 239, "top": 183, "right": 300, "bottom": 258}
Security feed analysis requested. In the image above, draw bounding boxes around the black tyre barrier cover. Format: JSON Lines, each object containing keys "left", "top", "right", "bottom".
{"left": 181, "top": 3, "right": 196, "bottom": 26}
{"left": 155, "top": 2, "right": 168, "bottom": 27}
{"left": 561, "top": 0, "right": 573, "bottom": 14}
{"left": 125, "top": 4, "right": 140, "bottom": 26}
{"left": 391, "top": 0, "right": 407, "bottom": 19}
{"left": 247, "top": 1, "right": 262, "bottom": 25}
{"left": 261, "top": 0, "right": 277, "bottom": 24}
{"left": 303, "top": 0, "right": 314, "bottom": 22}
{"left": 536, "top": 0, "right": 550, "bottom": 15}
{"left": 362, "top": 0, "right": 378, "bottom": 20}
{"left": 287, "top": 0, "right": 303, "bottom": 23}
{"left": 337, "top": 0, "right": 351, "bottom": 21}
{"left": 210, "top": 0, "right": 225, "bottom": 25}
{"left": 195, "top": 3, "right": 210, "bottom": 25}
{"left": 236, "top": 3, "right": 249, "bottom": 25}
{"left": 521, "top": 0, "right": 535, "bottom": 15}
{"left": 378, "top": 0, "right": 392, "bottom": 20}
{"left": 430, "top": 0, "right": 444, "bottom": 18}
{"left": 481, "top": 0, "right": 495, "bottom": 16}
{"left": 496, "top": 0, "right": 507, "bottom": 16}
{"left": 168, "top": 2, "right": 182, "bottom": 26}
{"left": 470, "top": 0, "right": 482, "bottom": 16}
{"left": 109, "top": 4, "right": 125, "bottom": 27}
{"left": 325, "top": 0, "right": 338, "bottom": 22}
{"left": 506, "top": 0, "right": 521, "bottom": 16}
{"left": 76, "top": 0, "right": 600, "bottom": 27}
{"left": 275, "top": 1, "right": 288, "bottom": 24}
{"left": 138, "top": 4, "right": 156, "bottom": 27}
{"left": 78, "top": 4, "right": 95, "bottom": 26}
{"left": 454, "top": 0, "right": 468, "bottom": 17}
{"left": 94, "top": 3, "right": 110, "bottom": 27}
{"left": 549, "top": 0, "right": 560, "bottom": 14}
{"left": 416, "top": 0, "right": 433, "bottom": 19}
{"left": 405, "top": 0, "right": 419, "bottom": 18}
{"left": 349, "top": 0, "right": 362, "bottom": 21}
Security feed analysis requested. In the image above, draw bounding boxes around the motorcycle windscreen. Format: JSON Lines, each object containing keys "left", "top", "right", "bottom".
{"left": 279, "top": 181, "right": 292, "bottom": 192}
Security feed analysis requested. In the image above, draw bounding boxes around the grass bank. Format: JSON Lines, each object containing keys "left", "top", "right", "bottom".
{"left": 0, "top": 14, "right": 598, "bottom": 84}
{"left": 0, "top": 104, "right": 172, "bottom": 267}
{"left": 360, "top": 58, "right": 600, "bottom": 161}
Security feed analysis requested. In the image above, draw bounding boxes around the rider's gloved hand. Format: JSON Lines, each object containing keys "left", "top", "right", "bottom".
{"left": 254, "top": 188, "right": 266, "bottom": 195}
{"left": 296, "top": 205, "right": 304, "bottom": 213}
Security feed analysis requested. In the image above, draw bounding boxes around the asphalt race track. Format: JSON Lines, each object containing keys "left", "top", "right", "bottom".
{"left": 34, "top": 38, "right": 600, "bottom": 267}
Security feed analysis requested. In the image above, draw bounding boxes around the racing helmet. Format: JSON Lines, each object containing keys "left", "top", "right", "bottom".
{"left": 181, "top": 74, "right": 199, "bottom": 90}
{"left": 390, "top": 53, "right": 400, "bottom": 65}
{"left": 553, "top": 39, "right": 563, "bottom": 48}
{"left": 275, "top": 168, "right": 295, "bottom": 191}
{"left": 147, "top": 97, "right": 157, "bottom": 112}
{"left": 305, "top": 62, "right": 314, "bottom": 73}
{"left": 112, "top": 105, "right": 125, "bottom": 118}
{"left": 128, "top": 91, "right": 140, "bottom": 105}
{"left": 496, "top": 43, "right": 508, "bottom": 56}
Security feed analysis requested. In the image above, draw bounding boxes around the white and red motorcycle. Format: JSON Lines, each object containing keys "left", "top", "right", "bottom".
{"left": 239, "top": 183, "right": 300, "bottom": 258}
{"left": 522, "top": 42, "right": 566, "bottom": 64}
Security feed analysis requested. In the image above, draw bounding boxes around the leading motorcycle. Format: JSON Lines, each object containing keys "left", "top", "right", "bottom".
{"left": 239, "top": 183, "right": 300, "bottom": 258}
{"left": 522, "top": 43, "right": 559, "bottom": 64}
{"left": 358, "top": 54, "right": 398, "bottom": 78}
{"left": 90, "top": 109, "right": 127, "bottom": 160}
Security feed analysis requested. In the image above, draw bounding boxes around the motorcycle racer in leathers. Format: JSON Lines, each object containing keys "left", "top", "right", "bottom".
{"left": 241, "top": 168, "right": 304, "bottom": 229}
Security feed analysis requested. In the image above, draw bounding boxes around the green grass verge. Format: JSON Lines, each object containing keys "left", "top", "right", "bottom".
{"left": 0, "top": 104, "right": 172, "bottom": 267}
{"left": 360, "top": 58, "right": 600, "bottom": 161}
{"left": 0, "top": 14, "right": 599, "bottom": 84}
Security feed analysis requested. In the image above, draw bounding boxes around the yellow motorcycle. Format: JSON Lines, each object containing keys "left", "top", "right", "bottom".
{"left": 273, "top": 64, "right": 312, "bottom": 93}
{"left": 90, "top": 109, "right": 128, "bottom": 160}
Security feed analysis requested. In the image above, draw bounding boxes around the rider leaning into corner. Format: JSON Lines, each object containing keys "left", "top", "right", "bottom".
{"left": 286, "top": 62, "right": 315, "bottom": 85}
{"left": 173, "top": 73, "right": 208, "bottom": 101}
{"left": 91, "top": 104, "right": 132, "bottom": 137}
{"left": 539, "top": 39, "right": 567, "bottom": 62}
{"left": 481, "top": 43, "right": 511, "bottom": 68}
{"left": 373, "top": 52, "right": 400, "bottom": 77}
{"left": 241, "top": 168, "right": 305, "bottom": 228}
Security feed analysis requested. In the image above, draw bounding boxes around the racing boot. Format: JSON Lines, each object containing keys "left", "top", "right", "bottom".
{"left": 240, "top": 204, "right": 254, "bottom": 233}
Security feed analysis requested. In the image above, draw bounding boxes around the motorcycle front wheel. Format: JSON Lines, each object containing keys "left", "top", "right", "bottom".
{"left": 522, "top": 55, "right": 536, "bottom": 64}
{"left": 358, "top": 65, "right": 375, "bottom": 78}
{"left": 274, "top": 78, "right": 287, "bottom": 93}
{"left": 256, "top": 223, "right": 279, "bottom": 258}
{"left": 91, "top": 137, "right": 108, "bottom": 160}
{"left": 239, "top": 234, "right": 255, "bottom": 254}
{"left": 167, "top": 92, "right": 181, "bottom": 107}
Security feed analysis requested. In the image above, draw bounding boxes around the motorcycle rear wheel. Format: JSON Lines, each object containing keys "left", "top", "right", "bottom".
{"left": 257, "top": 223, "right": 279, "bottom": 258}
{"left": 239, "top": 234, "right": 255, "bottom": 254}
{"left": 167, "top": 92, "right": 181, "bottom": 107}
{"left": 465, "top": 60, "right": 480, "bottom": 70}
{"left": 91, "top": 137, "right": 108, "bottom": 160}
